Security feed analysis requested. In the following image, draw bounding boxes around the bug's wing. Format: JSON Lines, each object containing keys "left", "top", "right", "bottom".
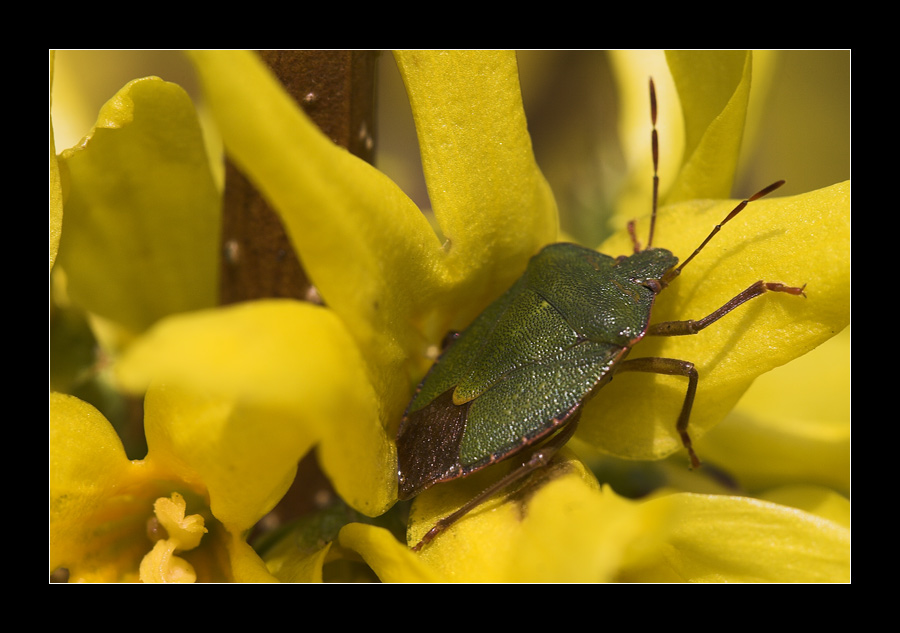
{"left": 398, "top": 280, "right": 576, "bottom": 499}
{"left": 453, "top": 286, "right": 584, "bottom": 403}
{"left": 397, "top": 338, "right": 624, "bottom": 499}
{"left": 459, "top": 339, "right": 626, "bottom": 470}
{"left": 397, "top": 386, "right": 470, "bottom": 500}
{"left": 404, "top": 276, "right": 529, "bottom": 415}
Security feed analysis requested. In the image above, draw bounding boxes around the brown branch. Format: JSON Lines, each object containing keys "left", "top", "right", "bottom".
{"left": 219, "top": 50, "right": 378, "bottom": 305}
{"left": 226, "top": 51, "right": 381, "bottom": 534}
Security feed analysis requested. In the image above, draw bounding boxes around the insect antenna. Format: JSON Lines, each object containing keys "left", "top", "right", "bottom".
{"left": 628, "top": 78, "right": 660, "bottom": 253}
{"left": 648, "top": 77, "right": 659, "bottom": 249}
{"left": 661, "top": 179, "right": 786, "bottom": 285}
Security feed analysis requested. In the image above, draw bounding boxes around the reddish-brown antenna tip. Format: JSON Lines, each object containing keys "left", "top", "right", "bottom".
{"left": 750, "top": 180, "right": 786, "bottom": 201}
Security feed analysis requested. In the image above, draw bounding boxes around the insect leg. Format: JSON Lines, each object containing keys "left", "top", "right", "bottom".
{"left": 616, "top": 357, "right": 701, "bottom": 468}
{"left": 410, "top": 417, "right": 580, "bottom": 552}
{"left": 646, "top": 280, "right": 806, "bottom": 337}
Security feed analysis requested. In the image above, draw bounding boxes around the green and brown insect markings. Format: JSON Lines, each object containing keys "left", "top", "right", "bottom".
{"left": 396, "top": 78, "right": 806, "bottom": 552}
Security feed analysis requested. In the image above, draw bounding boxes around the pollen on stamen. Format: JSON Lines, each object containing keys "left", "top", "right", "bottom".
{"left": 138, "top": 492, "right": 207, "bottom": 583}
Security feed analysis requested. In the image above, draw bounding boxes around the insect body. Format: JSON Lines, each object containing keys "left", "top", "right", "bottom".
{"left": 396, "top": 79, "right": 805, "bottom": 551}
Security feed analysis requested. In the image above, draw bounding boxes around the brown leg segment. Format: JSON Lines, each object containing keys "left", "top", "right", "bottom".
{"left": 410, "top": 417, "right": 580, "bottom": 551}
{"left": 617, "top": 357, "right": 701, "bottom": 469}
{"left": 625, "top": 279, "right": 806, "bottom": 468}
{"left": 647, "top": 281, "right": 806, "bottom": 337}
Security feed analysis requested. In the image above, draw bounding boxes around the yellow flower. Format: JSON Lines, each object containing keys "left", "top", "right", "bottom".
{"left": 50, "top": 50, "right": 849, "bottom": 582}
{"left": 50, "top": 390, "right": 277, "bottom": 581}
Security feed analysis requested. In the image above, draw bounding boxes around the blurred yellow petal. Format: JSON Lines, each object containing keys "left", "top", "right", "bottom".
{"left": 366, "top": 454, "right": 674, "bottom": 582}
{"left": 256, "top": 500, "right": 403, "bottom": 582}
{"left": 628, "top": 492, "right": 850, "bottom": 582}
{"left": 609, "top": 50, "right": 683, "bottom": 227}
{"left": 740, "top": 50, "right": 779, "bottom": 165}
{"left": 119, "top": 300, "right": 351, "bottom": 407}
{"left": 226, "top": 533, "right": 279, "bottom": 582}
{"left": 265, "top": 540, "right": 333, "bottom": 583}
{"left": 117, "top": 300, "right": 394, "bottom": 519}
{"left": 758, "top": 485, "right": 850, "bottom": 529}
{"left": 337, "top": 523, "right": 442, "bottom": 582}
{"left": 611, "top": 51, "right": 757, "bottom": 223}
{"left": 577, "top": 182, "right": 849, "bottom": 462}
{"left": 140, "top": 385, "right": 306, "bottom": 533}
{"left": 665, "top": 50, "right": 751, "bottom": 201}
{"left": 259, "top": 506, "right": 342, "bottom": 582}
{"left": 50, "top": 52, "right": 63, "bottom": 270}
{"left": 49, "top": 393, "right": 193, "bottom": 581}
{"left": 699, "top": 328, "right": 850, "bottom": 493}
{"left": 51, "top": 391, "right": 277, "bottom": 582}
{"left": 508, "top": 475, "right": 673, "bottom": 583}
{"left": 50, "top": 393, "right": 145, "bottom": 578}
{"left": 50, "top": 145, "right": 62, "bottom": 268}
{"left": 56, "top": 76, "right": 220, "bottom": 335}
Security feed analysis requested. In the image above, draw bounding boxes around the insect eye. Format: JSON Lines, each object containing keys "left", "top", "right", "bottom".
{"left": 641, "top": 279, "right": 663, "bottom": 293}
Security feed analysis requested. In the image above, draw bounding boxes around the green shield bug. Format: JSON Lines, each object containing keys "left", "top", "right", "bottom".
{"left": 396, "top": 78, "right": 806, "bottom": 551}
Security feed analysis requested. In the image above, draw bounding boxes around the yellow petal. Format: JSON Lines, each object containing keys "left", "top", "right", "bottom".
{"left": 611, "top": 51, "right": 757, "bottom": 222}
{"left": 394, "top": 50, "right": 558, "bottom": 326}
{"left": 665, "top": 50, "right": 752, "bottom": 201}
{"left": 50, "top": 393, "right": 164, "bottom": 581}
{"left": 117, "top": 300, "right": 395, "bottom": 521}
{"left": 257, "top": 501, "right": 397, "bottom": 582}
{"left": 758, "top": 485, "right": 850, "bottom": 530}
{"left": 226, "top": 532, "right": 280, "bottom": 582}
{"left": 629, "top": 492, "right": 850, "bottom": 582}
{"left": 508, "top": 477, "right": 673, "bottom": 583}
{"left": 264, "top": 539, "right": 332, "bottom": 583}
{"left": 699, "top": 328, "right": 850, "bottom": 492}
{"left": 50, "top": 52, "right": 63, "bottom": 270}
{"left": 142, "top": 384, "right": 308, "bottom": 532}
{"left": 337, "top": 523, "right": 442, "bottom": 583}
{"left": 386, "top": 454, "right": 674, "bottom": 582}
{"left": 56, "top": 77, "right": 220, "bottom": 335}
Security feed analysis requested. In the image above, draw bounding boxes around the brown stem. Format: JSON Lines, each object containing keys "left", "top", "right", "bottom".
{"left": 219, "top": 50, "right": 378, "bottom": 305}
{"left": 226, "top": 51, "right": 380, "bottom": 536}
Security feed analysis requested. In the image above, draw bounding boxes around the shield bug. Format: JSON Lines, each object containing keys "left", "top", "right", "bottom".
{"left": 396, "top": 78, "right": 806, "bottom": 551}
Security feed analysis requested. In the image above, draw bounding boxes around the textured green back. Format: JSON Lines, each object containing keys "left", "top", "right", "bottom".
{"left": 402, "top": 242, "right": 678, "bottom": 484}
